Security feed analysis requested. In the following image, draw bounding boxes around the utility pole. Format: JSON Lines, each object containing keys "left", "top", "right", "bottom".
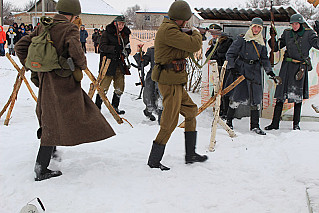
{"left": 42, "top": 0, "right": 45, "bottom": 16}
{"left": 1, "top": 0, "right": 3, "bottom": 26}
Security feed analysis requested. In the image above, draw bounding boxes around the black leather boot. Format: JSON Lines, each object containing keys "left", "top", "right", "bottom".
{"left": 95, "top": 94, "right": 103, "bottom": 110}
{"left": 111, "top": 92, "right": 125, "bottom": 115}
{"left": 35, "top": 146, "right": 62, "bottom": 181}
{"left": 147, "top": 142, "right": 170, "bottom": 171}
{"left": 293, "top": 102, "right": 302, "bottom": 130}
{"left": 226, "top": 107, "right": 235, "bottom": 129}
{"left": 143, "top": 108, "right": 156, "bottom": 121}
{"left": 250, "top": 110, "right": 266, "bottom": 135}
{"left": 265, "top": 101, "right": 283, "bottom": 130}
{"left": 185, "top": 131, "right": 208, "bottom": 164}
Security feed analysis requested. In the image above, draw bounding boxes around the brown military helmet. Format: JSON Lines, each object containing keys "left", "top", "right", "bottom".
{"left": 168, "top": 0, "right": 192, "bottom": 21}
{"left": 56, "top": 0, "right": 81, "bottom": 16}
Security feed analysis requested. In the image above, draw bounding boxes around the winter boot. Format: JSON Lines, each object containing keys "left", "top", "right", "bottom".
{"left": 226, "top": 107, "right": 235, "bottom": 129}
{"left": 185, "top": 131, "right": 208, "bottom": 164}
{"left": 95, "top": 94, "right": 103, "bottom": 110}
{"left": 35, "top": 146, "right": 62, "bottom": 181}
{"left": 147, "top": 142, "right": 170, "bottom": 171}
{"left": 111, "top": 92, "right": 125, "bottom": 115}
{"left": 250, "top": 109, "right": 266, "bottom": 135}
{"left": 293, "top": 102, "right": 302, "bottom": 130}
{"left": 143, "top": 109, "right": 156, "bottom": 121}
{"left": 264, "top": 101, "right": 283, "bottom": 130}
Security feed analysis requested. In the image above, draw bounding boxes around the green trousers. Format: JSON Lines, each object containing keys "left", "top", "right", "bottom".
{"left": 155, "top": 84, "right": 197, "bottom": 145}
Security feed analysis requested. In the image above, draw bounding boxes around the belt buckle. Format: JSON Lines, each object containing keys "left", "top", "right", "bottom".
{"left": 249, "top": 60, "right": 254, "bottom": 65}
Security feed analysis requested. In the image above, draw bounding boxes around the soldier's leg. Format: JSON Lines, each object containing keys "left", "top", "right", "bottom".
{"left": 154, "top": 84, "right": 182, "bottom": 145}
{"left": 250, "top": 105, "right": 266, "bottom": 135}
{"left": 35, "top": 146, "right": 62, "bottom": 181}
{"left": 148, "top": 84, "right": 181, "bottom": 170}
{"left": 293, "top": 102, "right": 302, "bottom": 130}
{"left": 180, "top": 88, "right": 207, "bottom": 163}
{"left": 265, "top": 100, "right": 284, "bottom": 130}
{"left": 143, "top": 71, "right": 156, "bottom": 121}
{"left": 112, "top": 68, "right": 125, "bottom": 114}
{"left": 96, "top": 75, "right": 113, "bottom": 109}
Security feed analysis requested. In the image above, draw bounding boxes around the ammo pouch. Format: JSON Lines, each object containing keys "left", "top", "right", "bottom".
{"left": 54, "top": 55, "right": 72, "bottom": 77}
{"left": 160, "top": 59, "right": 187, "bottom": 72}
{"left": 171, "top": 59, "right": 187, "bottom": 72}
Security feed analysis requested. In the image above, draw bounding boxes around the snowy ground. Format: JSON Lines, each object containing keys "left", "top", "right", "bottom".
{"left": 1, "top": 53, "right": 319, "bottom": 213}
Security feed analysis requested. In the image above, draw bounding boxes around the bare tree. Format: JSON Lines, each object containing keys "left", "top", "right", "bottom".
{"left": 123, "top": 4, "right": 141, "bottom": 28}
{"left": 3, "top": 1, "right": 21, "bottom": 25}
{"left": 245, "top": 0, "right": 290, "bottom": 8}
{"left": 23, "top": 0, "right": 35, "bottom": 11}
{"left": 292, "top": 0, "right": 319, "bottom": 22}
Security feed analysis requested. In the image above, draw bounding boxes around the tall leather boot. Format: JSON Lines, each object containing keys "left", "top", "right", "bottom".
{"left": 250, "top": 110, "right": 266, "bottom": 135}
{"left": 147, "top": 142, "right": 170, "bottom": 171}
{"left": 265, "top": 101, "right": 283, "bottom": 130}
{"left": 226, "top": 107, "right": 235, "bottom": 129}
{"left": 95, "top": 94, "right": 102, "bottom": 110}
{"left": 185, "top": 131, "right": 208, "bottom": 164}
{"left": 111, "top": 92, "right": 125, "bottom": 115}
{"left": 35, "top": 146, "right": 62, "bottom": 181}
{"left": 293, "top": 102, "right": 302, "bottom": 130}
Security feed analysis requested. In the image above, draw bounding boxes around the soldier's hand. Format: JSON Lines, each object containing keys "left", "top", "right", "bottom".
{"left": 271, "top": 76, "right": 282, "bottom": 85}
{"left": 73, "top": 67, "right": 83, "bottom": 82}
{"left": 314, "top": 21, "right": 319, "bottom": 34}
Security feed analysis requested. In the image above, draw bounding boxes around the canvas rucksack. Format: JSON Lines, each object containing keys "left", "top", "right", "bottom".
{"left": 25, "top": 16, "right": 64, "bottom": 72}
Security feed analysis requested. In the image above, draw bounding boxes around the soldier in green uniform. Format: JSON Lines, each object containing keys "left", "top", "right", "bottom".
{"left": 147, "top": 0, "right": 208, "bottom": 171}
{"left": 265, "top": 14, "right": 319, "bottom": 130}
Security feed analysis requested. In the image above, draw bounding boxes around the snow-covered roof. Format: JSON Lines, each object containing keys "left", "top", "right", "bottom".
{"left": 29, "top": 0, "right": 121, "bottom": 16}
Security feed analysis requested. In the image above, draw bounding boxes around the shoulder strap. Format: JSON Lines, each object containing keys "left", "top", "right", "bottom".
{"left": 251, "top": 41, "right": 260, "bottom": 59}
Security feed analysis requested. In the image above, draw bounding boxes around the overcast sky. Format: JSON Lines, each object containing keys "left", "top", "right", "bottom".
{"left": 6, "top": 0, "right": 244, "bottom": 13}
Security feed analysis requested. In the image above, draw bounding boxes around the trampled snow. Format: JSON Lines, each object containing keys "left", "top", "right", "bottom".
{"left": 0, "top": 53, "right": 318, "bottom": 212}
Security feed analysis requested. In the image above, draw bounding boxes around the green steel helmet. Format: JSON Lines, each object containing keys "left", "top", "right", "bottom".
{"left": 209, "top": 24, "right": 222, "bottom": 31}
{"left": 114, "top": 15, "right": 126, "bottom": 22}
{"left": 290, "top": 14, "right": 305, "bottom": 24}
{"left": 251, "top": 17, "right": 263, "bottom": 26}
{"left": 168, "top": 0, "right": 192, "bottom": 21}
{"left": 56, "top": 0, "right": 81, "bottom": 16}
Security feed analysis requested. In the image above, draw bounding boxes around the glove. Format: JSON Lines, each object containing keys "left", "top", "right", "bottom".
{"left": 314, "top": 21, "right": 319, "bottom": 35}
{"left": 230, "top": 68, "right": 240, "bottom": 77}
{"left": 73, "top": 67, "right": 83, "bottom": 82}
{"left": 270, "top": 76, "right": 282, "bottom": 85}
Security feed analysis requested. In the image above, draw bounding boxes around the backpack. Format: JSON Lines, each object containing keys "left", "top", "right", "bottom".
{"left": 25, "top": 16, "right": 64, "bottom": 72}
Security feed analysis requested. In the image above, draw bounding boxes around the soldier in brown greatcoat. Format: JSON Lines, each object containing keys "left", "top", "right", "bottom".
{"left": 147, "top": 0, "right": 208, "bottom": 171}
{"left": 15, "top": 0, "right": 115, "bottom": 181}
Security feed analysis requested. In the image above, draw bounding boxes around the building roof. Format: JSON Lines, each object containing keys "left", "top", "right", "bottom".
{"left": 195, "top": 6, "right": 298, "bottom": 22}
{"left": 28, "top": 0, "right": 120, "bottom": 16}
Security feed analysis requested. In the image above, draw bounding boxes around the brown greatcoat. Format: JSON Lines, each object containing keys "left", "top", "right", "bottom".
{"left": 15, "top": 14, "right": 116, "bottom": 146}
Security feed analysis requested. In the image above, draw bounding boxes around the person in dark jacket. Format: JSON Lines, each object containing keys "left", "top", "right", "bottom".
{"left": 265, "top": 14, "right": 319, "bottom": 131}
{"left": 6, "top": 27, "right": 18, "bottom": 55}
{"left": 205, "top": 24, "right": 233, "bottom": 119}
{"left": 134, "top": 45, "right": 163, "bottom": 123}
{"left": 80, "top": 25, "right": 88, "bottom": 53}
{"left": 95, "top": 15, "right": 131, "bottom": 115}
{"left": 225, "top": 17, "right": 280, "bottom": 135}
{"left": 92, "top": 28, "right": 100, "bottom": 53}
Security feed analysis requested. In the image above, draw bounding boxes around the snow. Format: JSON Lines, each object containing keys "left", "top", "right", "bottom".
{"left": 1, "top": 53, "right": 319, "bottom": 212}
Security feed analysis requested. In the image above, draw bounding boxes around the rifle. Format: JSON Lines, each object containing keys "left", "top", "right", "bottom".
{"left": 181, "top": 27, "right": 231, "bottom": 39}
{"left": 269, "top": 0, "right": 276, "bottom": 67}
{"left": 136, "top": 45, "right": 145, "bottom": 99}
{"left": 114, "top": 22, "right": 131, "bottom": 75}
